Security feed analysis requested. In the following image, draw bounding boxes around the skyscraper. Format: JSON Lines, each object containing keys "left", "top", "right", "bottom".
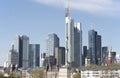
{"left": 74, "top": 23, "right": 82, "bottom": 67}
{"left": 96, "top": 35, "right": 102, "bottom": 65}
{"left": 83, "top": 46, "right": 87, "bottom": 65}
{"left": 29, "top": 44, "right": 40, "bottom": 68}
{"left": 13, "top": 35, "right": 29, "bottom": 68}
{"left": 65, "top": 12, "right": 74, "bottom": 66}
{"left": 55, "top": 47, "right": 65, "bottom": 67}
{"left": 46, "top": 33, "right": 59, "bottom": 56}
{"left": 8, "top": 45, "right": 19, "bottom": 66}
{"left": 65, "top": 8, "right": 82, "bottom": 68}
{"left": 102, "top": 46, "right": 108, "bottom": 65}
{"left": 88, "top": 30, "right": 97, "bottom": 64}
{"left": 88, "top": 30, "right": 101, "bottom": 65}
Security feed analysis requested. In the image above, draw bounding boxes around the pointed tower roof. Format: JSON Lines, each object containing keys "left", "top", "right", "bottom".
{"left": 65, "top": 0, "right": 70, "bottom": 17}
{"left": 65, "top": 7, "right": 69, "bottom": 17}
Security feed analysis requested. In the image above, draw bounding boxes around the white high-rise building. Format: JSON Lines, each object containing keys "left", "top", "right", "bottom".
{"left": 65, "top": 8, "right": 82, "bottom": 68}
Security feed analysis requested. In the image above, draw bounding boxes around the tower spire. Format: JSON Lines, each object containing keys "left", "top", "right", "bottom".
{"left": 65, "top": 0, "right": 70, "bottom": 17}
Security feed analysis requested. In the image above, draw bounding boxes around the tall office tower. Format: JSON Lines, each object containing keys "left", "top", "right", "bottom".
{"left": 8, "top": 44, "right": 19, "bottom": 66}
{"left": 74, "top": 23, "right": 82, "bottom": 67}
{"left": 96, "top": 35, "right": 102, "bottom": 65}
{"left": 13, "top": 35, "right": 29, "bottom": 68}
{"left": 65, "top": 8, "right": 82, "bottom": 68}
{"left": 46, "top": 33, "right": 59, "bottom": 56}
{"left": 55, "top": 47, "right": 65, "bottom": 67}
{"left": 102, "top": 46, "right": 108, "bottom": 65}
{"left": 88, "top": 30, "right": 101, "bottom": 65}
{"left": 29, "top": 44, "right": 40, "bottom": 68}
{"left": 83, "top": 46, "right": 87, "bottom": 65}
{"left": 88, "top": 30, "right": 97, "bottom": 64}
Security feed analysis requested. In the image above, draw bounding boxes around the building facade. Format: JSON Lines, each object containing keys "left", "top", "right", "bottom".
{"left": 74, "top": 23, "right": 82, "bottom": 68}
{"left": 65, "top": 8, "right": 82, "bottom": 68}
{"left": 46, "top": 33, "right": 59, "bottom": 56}
{"left": 102, "top": 46, "right": 108, "bottom": 65}
{"left": 29, "top": 44, "right": 40, "bottom": 68}
{"left": 13, "top": 35, "right": 29, "bottom": 68}
{"left": 83, "top": 46, "right": 87, "bottom": 65}
{"left": 40, "top": 53, "right": 46, "bottom": 67}
{"left": 8, "top": 48, "right": 19, "bottom": 66}
{"left": 88, "top": 30, "right": 101, "bottom": 65}
{"left": 55, "top": 47, "right": 65, "bottom": 66}
{"left": 96, "top": 35, "right": 102, "bottom": 65}
{"left": 81, "top": 66, "right": 120, "bottom": 78}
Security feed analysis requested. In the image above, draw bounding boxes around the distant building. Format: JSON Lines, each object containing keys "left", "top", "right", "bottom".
{"left": 8, "top": 49, "right": 19, "bottom": 66}
{"left": 58, "top": 67, "right": 71, "bottom": 78}
{"left": 88, "top": 30, "right": 101, "bottom": 65}
{"left": 29, "top": 44, "right": 40, "bottom": 68}
{"left": 81, "top": 65, "right": 120, "bottom": 78}
{"left": 102, "top": 46, "right": 108, "bottom": 65}
{"left": 7, "top": 44, "right": 19, "bottom": 66}
{"left": 83, "top": 46, "right": 87, "bottom": 65}
{"left": 85, "top": 57, "right": 91, "bottom": 67}
{"left": 74, "top": 23, "right": 82, "bottom": 68}
{"left": 13, "top": 35, "right": 29, "bottom": 68}
{"left": 65, "top": 7, "right": 82, "bottom": 68}
{"left": 96, "top": 35, "right": 101, "bottom": 65}
{"left": 40, "top": 53, "right": 46, "bottom": 67}
{"left": 88, "top": 30, "right": 97, "bottom": 64}
{"left": 111, "top": 52, "right": 116, "bottom": 64}
{"left": 55, "top": 47, "right": 65, "bottom": 67}
{"left": 46, "top": 33, "right": 59, "bottom": 56}
{"left": 44, "top": 56, "right": 56, "bottom": 69}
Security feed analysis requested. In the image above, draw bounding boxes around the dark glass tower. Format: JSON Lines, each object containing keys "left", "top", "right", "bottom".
{"left": 13, "top": 35, "right": 29, "bottom": 68}
{"left": 102, "top": 46, "right": 108, "bottom": 65}
{"left": 96, "top": 35, "right": 101, "bottom": 65}
{"left": 29, "top": 44, "right": 40, "bottom": 68}
{"left": 83, "top": 46, "right": 87, "bottom": 65}
{"left": 88, "top": 30, "right": 101, "bottom": 65}
{"left": 88, "top": 30, "right": 97, "bottom": 64}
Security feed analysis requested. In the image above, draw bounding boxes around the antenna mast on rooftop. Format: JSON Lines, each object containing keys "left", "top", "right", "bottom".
{"left": 65, "top": 0, "right": 70, "bottom": 17}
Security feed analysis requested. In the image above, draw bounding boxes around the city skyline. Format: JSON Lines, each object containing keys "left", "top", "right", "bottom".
{"left": 0, "top": 0, "right": 120, "bottom": 66}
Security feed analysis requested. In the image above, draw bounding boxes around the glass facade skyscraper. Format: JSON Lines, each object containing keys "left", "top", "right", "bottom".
{"left": 74, "top": 23, "right": 82, "bottom": 67}
{"left": 102, "top": 46, "right": 108, "bottom": 65}
{"left": 29, "top": 44, "right": 40, "bottom": 68}
{"left": 65, "top": 8, "right": 82, "bottom": 68}
{"left": 96, "top": 35, "right": 102, "bottom": 65}
{"left": 88, "top": 30, "right": 97, "bottom": 64}
{"left": 13, "top": 35, "right": 29, "bottom": 68}
{"left": 88, "top": 30, "right": 101, "bottom": 65}
{"left": 46, "top": 33, "right": 59, "bottom": 56}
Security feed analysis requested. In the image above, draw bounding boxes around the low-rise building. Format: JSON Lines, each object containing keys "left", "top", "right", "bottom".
{"left": 81, "top": 65, "right": 120, "bottom": 78}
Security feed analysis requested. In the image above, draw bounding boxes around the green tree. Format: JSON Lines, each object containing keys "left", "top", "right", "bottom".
{"left": 9, "top": 71, "right": 22, "bottom": 78}
{"left": 0, "top": 71, "right": 4, "bottom": 78}
{"left": 17, "top": 74, "right": 22, "bottom": 78}
{"left": 30, "top": 68, "right": 44, "bottom": 78}
{"left": 73, "top": 72, "right": 80, "bottom": 78}
{"left": 9, "top": 72, "right": 16, "bottom": 78}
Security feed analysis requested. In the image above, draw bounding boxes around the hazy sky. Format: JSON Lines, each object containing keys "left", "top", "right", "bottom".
{"left": 0, "top": 0, "right": 120, "bottom": 66}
